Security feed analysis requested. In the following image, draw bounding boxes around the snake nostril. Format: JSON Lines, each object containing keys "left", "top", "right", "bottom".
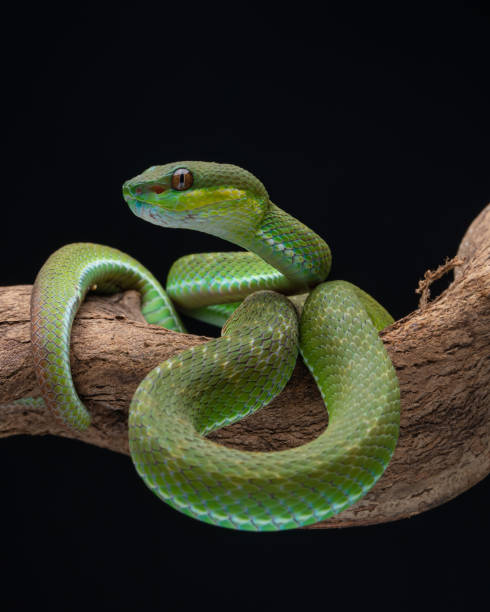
{"left": 134, "top": 187, "right": 143, "bottom": 195}
{"left": 149, "top": 184, "right": 166, "bottom": 194}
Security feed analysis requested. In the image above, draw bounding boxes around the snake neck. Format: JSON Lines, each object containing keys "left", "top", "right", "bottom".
{"left": 243, "top": 203, "right": 332, "bottom": 289}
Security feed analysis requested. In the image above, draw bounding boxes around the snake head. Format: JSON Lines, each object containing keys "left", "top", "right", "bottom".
{"left": 123, "top": 161, "right": 270, "bottom": 245}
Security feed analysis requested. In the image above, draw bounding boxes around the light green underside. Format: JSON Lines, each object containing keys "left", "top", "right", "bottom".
{"left": 25, "top": 160, "right": 400, "bottom": 531}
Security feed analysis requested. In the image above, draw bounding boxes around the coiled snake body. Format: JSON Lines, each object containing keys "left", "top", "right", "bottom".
{"left": 27, "top": 162, "right": 400, "bottom": 531}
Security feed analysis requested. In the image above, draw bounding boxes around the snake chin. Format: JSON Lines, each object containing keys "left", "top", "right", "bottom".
{"left": 127, "top": 197, "right": 166, "bottom": 226}
{"left": 127, "top": 196, "right": 198, "bottom": 229}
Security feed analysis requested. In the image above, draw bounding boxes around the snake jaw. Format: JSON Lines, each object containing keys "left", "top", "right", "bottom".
{"left": 123, "top": 185, "right": 244, "bottom": 232}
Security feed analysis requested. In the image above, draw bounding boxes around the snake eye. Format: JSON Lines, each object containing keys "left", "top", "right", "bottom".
{"left": 171, "top": 168, "right": 193, "bottom": 191}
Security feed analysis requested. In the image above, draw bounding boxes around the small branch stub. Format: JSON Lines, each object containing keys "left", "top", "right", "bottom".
{"left": 415, "top": 255, "right": 464, "bottom": 309}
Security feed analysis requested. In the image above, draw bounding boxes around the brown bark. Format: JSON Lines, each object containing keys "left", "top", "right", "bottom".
{"left": 1, "top": 205, "right": 489, "bottom": 528}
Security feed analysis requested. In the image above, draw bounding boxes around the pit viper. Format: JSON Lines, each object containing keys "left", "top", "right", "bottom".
{"left": 25, "top": 161, "right": 400, "bottom": 531}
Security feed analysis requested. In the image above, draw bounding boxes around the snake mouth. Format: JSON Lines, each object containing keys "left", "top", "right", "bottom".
{"left": 123, "top": 184, "right": 165, "bottom": 217}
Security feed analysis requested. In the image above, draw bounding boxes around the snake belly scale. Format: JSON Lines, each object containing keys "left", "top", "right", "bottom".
{"left": 26, "top": 161, "right": 400, "bottom": 531}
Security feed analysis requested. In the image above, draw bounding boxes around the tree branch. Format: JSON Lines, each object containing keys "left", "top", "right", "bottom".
{"left": 1, "top": 204, "right": 489, "bottom": 528}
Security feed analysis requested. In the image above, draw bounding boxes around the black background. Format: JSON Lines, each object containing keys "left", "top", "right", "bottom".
{"left": 2, "top": 4, "right": 489, "bottom": 610}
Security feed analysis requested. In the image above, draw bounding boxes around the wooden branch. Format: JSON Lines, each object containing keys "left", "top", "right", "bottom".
{"left": 1, "top": 204, "right": 489, "bottom": 529}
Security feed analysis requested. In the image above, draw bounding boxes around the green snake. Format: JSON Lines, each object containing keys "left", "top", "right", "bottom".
{"left": 25, "top": 161, "right": 400, "bottom": 531}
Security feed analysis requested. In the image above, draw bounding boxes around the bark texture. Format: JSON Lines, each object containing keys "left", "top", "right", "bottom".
{"left": 1, "top": 205, "right": 489, "bottom": 528}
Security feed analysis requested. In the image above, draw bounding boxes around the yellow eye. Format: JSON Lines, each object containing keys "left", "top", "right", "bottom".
{"left": 171, "top": 168, "right": 193, "bottom": 191}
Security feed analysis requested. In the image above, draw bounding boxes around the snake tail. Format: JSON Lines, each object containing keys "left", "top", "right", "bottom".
{"left": 30, "top": 243, "right": 183, "bottom": 430}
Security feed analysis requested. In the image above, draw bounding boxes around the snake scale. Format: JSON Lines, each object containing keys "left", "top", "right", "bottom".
{"left": 25, "top": 161, "right": 400, "bottom": 531}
